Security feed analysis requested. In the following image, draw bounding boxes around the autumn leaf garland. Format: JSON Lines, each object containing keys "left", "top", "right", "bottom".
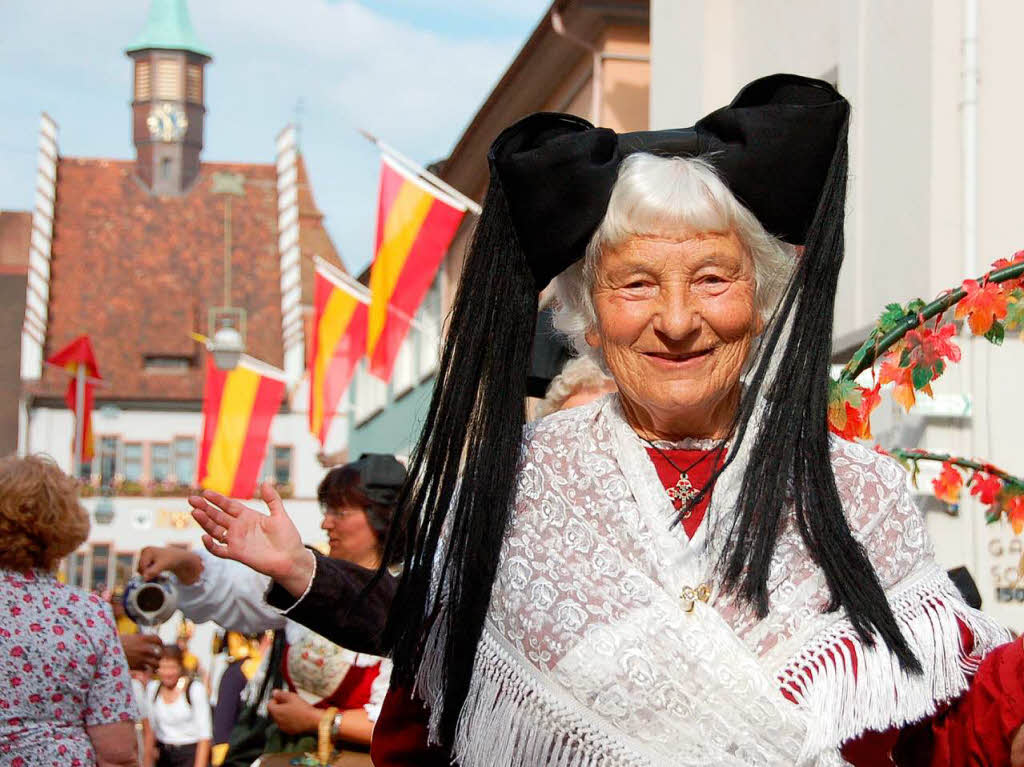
{"left": 885, "top": 449, "right": 1024, "bottom": 534}
{"left": 828, "top": 250, "right": 1024, "bottom": 439}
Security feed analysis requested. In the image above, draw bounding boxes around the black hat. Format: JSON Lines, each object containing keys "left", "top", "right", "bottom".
{"left": 350, "top": 453, "right": 406, "bottom": 506}
{"left": 385, "top": 74, "right": 918, "bottom": 744}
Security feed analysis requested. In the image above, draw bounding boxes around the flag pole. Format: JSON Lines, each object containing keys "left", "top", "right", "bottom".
{"left": 73, "top": 364, "right": 85, "bottom": 478}
{"left": 358, "top": 129, "right": 482, "bottom": 216}
{"left": 311, "top": 255, "right": 431, "bottom": 334}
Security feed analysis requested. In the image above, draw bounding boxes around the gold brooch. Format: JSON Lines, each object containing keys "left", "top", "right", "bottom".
{"left": 680, "top": 583, "right": 711, "bottom": 612}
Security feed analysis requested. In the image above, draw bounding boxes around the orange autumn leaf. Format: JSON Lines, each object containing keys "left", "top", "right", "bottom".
{"left": 955, "top": 279, "right": 1008, "bottom": 335}
{"left": 879, "top": 357, "right": 930, "bottom": 412}
{"left": 1006, "top": 495, "right": 1024, "bottom": 535}
{"left": 932, "top": 462, "right": 963, "bottom": 504}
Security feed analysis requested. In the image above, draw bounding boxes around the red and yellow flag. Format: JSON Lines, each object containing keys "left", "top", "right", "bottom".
{"left": 309, "top": 264, "right": 368, "bottom": 445}
{"left": 366, "top": 154, "right": 465, "bottom": 381}
{"left": 46, "top": 335, "right": 101, "bottom": 465}
{"left": 199, "top": 355, "right": 286, "bottom": 497}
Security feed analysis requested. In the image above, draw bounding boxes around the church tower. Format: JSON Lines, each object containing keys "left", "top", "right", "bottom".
{"left": 125, "top": 0, "right": 211, "bottom": 196}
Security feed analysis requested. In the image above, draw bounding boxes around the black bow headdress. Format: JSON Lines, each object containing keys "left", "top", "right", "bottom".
{"left": 383, "top": 74, "right": 919, "bottom": 744}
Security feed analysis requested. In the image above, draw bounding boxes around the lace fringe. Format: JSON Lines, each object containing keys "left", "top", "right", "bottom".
{"left": 447, "top": 631, "right": 647, "bottom": 767}
{"left": 780, "top": 566, "right": 1011, "bottom": 762}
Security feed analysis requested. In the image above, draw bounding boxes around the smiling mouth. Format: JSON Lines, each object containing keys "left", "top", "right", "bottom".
{"left": 643, "top": 349, "right": 713, "bottom": 363}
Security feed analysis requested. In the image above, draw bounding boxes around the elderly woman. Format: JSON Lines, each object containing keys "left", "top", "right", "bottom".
{"left": 0, "top": 455, "right": 138, "bottom": 766}
{"left": 192, "top": 75, "right": 1024, "bottom": 766}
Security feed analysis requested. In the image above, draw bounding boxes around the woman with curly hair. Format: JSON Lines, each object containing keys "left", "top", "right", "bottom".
{"left": 0, "top": 454, "right": 138, "bottom": 766}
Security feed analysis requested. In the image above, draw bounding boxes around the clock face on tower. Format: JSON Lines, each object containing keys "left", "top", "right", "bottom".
{"left": 147, "top": 103, "right": 188, "bottom": 142}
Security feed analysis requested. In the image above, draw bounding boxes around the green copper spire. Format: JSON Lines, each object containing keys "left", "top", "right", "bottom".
{"left": 125, "top": 0, "right": 211, "bottom": 57}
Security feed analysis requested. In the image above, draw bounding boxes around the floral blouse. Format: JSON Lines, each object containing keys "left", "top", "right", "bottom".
{"left": 0, "top": 569, "right": 137, "bottom": 766}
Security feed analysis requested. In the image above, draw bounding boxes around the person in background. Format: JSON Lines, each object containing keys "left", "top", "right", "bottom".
{"left": 131, "top": 670, "right": 155, "bottom": 767}
{"left": 146, "top": 644, "right": 212, "bottom": 767}
{"left": 533, "top": 354, "right": 617, "bottom": 419}
{"left": 210, "top": 632, "right": 266, "bottom": 766}
{"left": 139, "top": 455, "right": 404, "bottom": 761}
{"left": 0, "top": 454, "right": 138, "bottom": 766}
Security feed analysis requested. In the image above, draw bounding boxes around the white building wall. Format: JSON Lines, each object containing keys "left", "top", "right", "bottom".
{"left": 651, "top": 0, "right": 1024, "bottom": 631}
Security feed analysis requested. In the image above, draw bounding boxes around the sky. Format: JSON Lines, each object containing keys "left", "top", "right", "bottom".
{"left": 0, "top": 0, "right": 551, "bottom": 275}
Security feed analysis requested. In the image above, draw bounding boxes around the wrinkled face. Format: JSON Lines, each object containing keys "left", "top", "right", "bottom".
{"left": 585, "top": 231, "right": 760, "bottom": 439}
{"left": 156, "top": 656, "right": 181, "bottom": 688}
{"left": 320, "top": 502, "right": 380, "bottom": 563}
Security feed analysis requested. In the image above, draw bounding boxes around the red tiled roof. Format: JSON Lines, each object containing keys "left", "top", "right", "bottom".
{"left": 29, "top": 154, "right": 342, "bottom": 402}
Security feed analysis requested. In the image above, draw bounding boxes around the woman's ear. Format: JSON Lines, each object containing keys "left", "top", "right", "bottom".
{"left": 584, "top": 325, "right": 600, "bottom": 349}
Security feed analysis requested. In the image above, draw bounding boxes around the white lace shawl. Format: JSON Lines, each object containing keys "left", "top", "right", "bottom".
{"left": 416, "top": 395, "right": 1010, "bottom": 766}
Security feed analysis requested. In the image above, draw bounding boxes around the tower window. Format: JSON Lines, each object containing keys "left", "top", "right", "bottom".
{"left": 160, "top": 158, "right": 172, "bottom": 180}
{"left": 187, "top": 64, "right": 202, "bottom": 104}
{"left": 156, "top": 58, "right": 182, "bottom": 100}
{"left": 135, "top": 61, "right": 151, "bottom": 101}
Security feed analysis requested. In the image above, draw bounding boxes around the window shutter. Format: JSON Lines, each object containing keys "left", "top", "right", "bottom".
{"left": 135, "top": 61, "right": 151, "bottom": 101}
{"left": 156, "top": 58, "right": 182, "bottom": 100}
{"left": 186, "top": 64, "right": 202, "bottom": 104}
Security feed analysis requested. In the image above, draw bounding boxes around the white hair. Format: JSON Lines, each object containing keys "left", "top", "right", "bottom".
{"left": 534, "top": 355, "right": 614, "bottom": 419}
{"left": 553, "top": 153, "right": 796, "bottom": 361}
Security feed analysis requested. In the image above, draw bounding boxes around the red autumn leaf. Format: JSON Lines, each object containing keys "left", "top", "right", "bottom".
{"left": 932, "top": 462, "right": 963, "bottom": 504}
{"left": 827, "top": 382, "right": 881, "bottom": 441}
{"left": 955, "top": 280, "right": 1009, "bottom": 335}
{"left": 903, "top": 323, "right": 961, "bottom": 369}
{"left": 854, "top": 383, "right": 881, "bottom": 440}
{"left": 1005, "top": 495, "right": 1024, "bottom": 535}
{"left": 969, "top": 471, "right": 1002, "bottom": 506}
{"left": 991, "top": 251, "right": 1024, "bottom": 291}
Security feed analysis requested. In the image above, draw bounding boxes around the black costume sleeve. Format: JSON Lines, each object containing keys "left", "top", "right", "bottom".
{"left": 264, "top": 549, "right": 397, "bottom": 655}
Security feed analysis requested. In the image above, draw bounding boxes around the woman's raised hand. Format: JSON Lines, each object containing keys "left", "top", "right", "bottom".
{"left": 188, "top": 482, "right": 311, "bottom": 588}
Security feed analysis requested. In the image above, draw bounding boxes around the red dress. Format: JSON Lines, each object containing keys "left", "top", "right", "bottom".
{"left": 370, "top": 447, "right": 1024, "bottom": 766}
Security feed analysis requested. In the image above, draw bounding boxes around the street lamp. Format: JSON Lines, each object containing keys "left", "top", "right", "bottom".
{"left": 211, "top": 325, "right": 244, "bottom": 371}
{"left": 208, "top": 171, "right": 247, "bottom": 370}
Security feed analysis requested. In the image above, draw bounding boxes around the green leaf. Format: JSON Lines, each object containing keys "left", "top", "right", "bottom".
{"left": 1006, "top": 298, "right": 1024, "bottom": 330}
{"left": 899, "top": 348, "right": 911, "bottom": 367}
{"left": 933, "top": 360, "right": 945, "bottom": 378}
{"left": 892, "top": 453, "right": 911, "bottom": 471}
{"left": 907, "top": 299, "right": 926, "bottom": 314}
{"left": 985, "top": 508, "right": 1002, "bottom": 525}
{"left": 912, "top": 365, "right": 933, "bottom": 391}
{"left": 828, "top": 377, "right": 860, "bottom": 406}
{"left": 909, "top": 460, "right": 920, "bottom": 489}
{"left": 878, "top": 303, "right": 906, "bottom": 332}
{"left": 984, "top": 321, "right": 1005, "bottom": 345}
